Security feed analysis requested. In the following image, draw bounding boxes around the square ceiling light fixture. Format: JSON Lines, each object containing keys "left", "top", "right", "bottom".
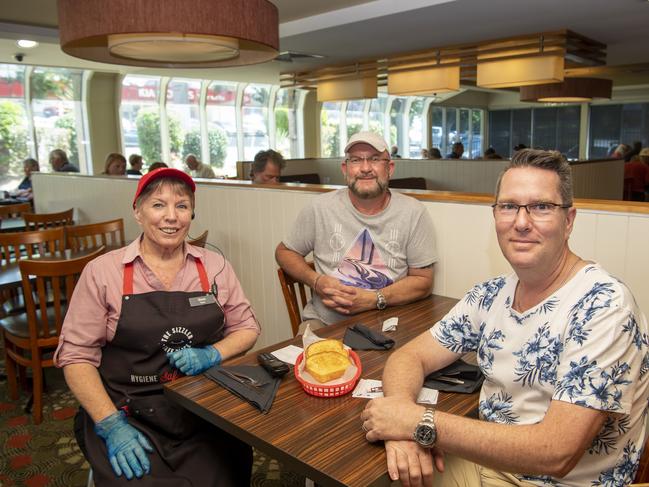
{"left": 387, "top": 61, "right": 460, "bottom": 96}
{"left": 317, "top": 75, "right": 377, "bottom": 102}
{"left": 57, "top": 0, "right": 279, "bottom": 68}
{"left": 477, "top": 41, "right": 564, "bottom": 88}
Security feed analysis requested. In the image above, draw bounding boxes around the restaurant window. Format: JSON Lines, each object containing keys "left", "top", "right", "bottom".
{"left": 0, "top": 64, "right": 31, "bottom": 187}
{"left": 242, "top": 84, "right": 270, "bottom": 161}
{"left": 488, "top": 106, "right": 580, "bottom": 159}
{"left": 320, "top": 102, "right": 342, "bottom": 157}
{"left": 389, "top": 97, "right": 406, "bottom": 155}
{"left": 120, "top": 75, "right": 161, "bottom": 164}
{"left": 408, "top": 98, "right": 425, "bottom": 158}
{"left": 274, "top": 88, "right": 302, "bottom": 159}
{"left": 368, "top": 94, "right": 387, "bottom": 138}
{"left": 166, "top": 78, "right": 201, "bottom": 169}
{"left": 488, "top": 110, "right": 511, "bottom": 158}
{"left": 470, "top": 109, "right": 483, "bottom": 158}
{"left": 445, "top": 107, "right": 457, "bottom": 157}
{"left": 431, "top": 106, "right": 444, "bottom": 152}
{"left": 206, "top": 81, "right": 237, "bottom": 176}
{"left": 345, "top": 100, "right": 365, "bottom": 140}
{"left": 589, "top": 103, "right": 649, "bottom": 158}
{"left": 31, "top": 67, "right": 84, "bottom": 170}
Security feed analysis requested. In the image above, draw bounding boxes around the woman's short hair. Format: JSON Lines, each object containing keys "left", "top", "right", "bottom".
{"left": 495, "top": 149, "right": 573, "bottom": 206}
{"left": 23, "top": 158, "right": 39, "bottom": 171}
{"left": 104, "top": 153, "right": 126, "bottom": 174}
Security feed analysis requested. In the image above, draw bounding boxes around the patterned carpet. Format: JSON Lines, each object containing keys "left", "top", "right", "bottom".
{"left": 0, "top": 355, "right": 305, "bottom": 487}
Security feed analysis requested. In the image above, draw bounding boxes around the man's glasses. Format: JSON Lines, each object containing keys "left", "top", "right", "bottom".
{"left": 492, "top": 202, "right": 571, "bottom": 221}
{"left": 345, "top": 156, "right": 390, "bottom": 166}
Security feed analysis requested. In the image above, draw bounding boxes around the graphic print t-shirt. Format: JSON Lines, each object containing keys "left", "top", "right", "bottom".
{"left": 283, "top": 189, "right": 437, "bottom": 324}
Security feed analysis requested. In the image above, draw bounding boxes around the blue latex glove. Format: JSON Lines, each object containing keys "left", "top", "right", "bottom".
{"left": 94, "top": 410, "right": 153, "bottom": 480}
{"left": 167, "top": 345, "right": 221, "bottom": 375}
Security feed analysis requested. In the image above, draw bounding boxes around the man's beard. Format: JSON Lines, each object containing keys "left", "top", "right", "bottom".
{"left": 347, "top": 175, "right": 388, "bottom": 199}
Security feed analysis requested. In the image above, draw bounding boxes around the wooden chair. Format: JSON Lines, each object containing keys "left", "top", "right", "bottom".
{"left": 0, "top": 227, "right": 66, "bottom": 263}
{"left": 0, "top": 202, "right": 32, "bottom": 220}
{"left": 187, "top": 230, "right": 209, "bottom": 248}
{"left": 0, "top": 246, "right": 105, "bottom": 424}
{"left": 66, "top": 218, "right": 125, "bottom": 251}
{"left": 277, "top": 262, "right": 315, "bottom": 337}
{"left": 23, "top": 208, "right": 74, "bottom": 231}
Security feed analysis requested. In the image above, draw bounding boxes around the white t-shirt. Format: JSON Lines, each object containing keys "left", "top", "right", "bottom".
{"left": 431, "top": 263, "right": 649, "bottom": 486}
{"left": 283, "top": 189, "right": 438, "bottom": 324}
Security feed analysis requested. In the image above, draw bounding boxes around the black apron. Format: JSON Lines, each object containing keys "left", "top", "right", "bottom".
{"left": 74, "top": 258, "right": 252, "bottom": 486}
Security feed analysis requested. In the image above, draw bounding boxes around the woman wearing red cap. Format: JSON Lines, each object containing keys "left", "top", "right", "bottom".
{"left": 54, "top": 168, "right": 260, "bottom": 486}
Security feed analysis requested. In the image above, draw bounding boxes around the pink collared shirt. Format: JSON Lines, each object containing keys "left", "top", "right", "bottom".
{"left": 54, "top": 238, "right": 260, "bottom": 368}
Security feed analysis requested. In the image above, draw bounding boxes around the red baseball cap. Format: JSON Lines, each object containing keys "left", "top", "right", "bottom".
{"left": 132, "top": 168, "right": 196, "bottom": 208}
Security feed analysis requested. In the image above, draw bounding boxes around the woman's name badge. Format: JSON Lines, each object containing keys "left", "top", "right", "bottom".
{"left": 188, "top": 294, "right": 217, "bottom": 307}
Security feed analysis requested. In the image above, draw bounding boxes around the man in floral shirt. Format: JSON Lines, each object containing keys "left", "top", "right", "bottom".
{"left": 361, "top": 149, "right": 649, "bottom": 487}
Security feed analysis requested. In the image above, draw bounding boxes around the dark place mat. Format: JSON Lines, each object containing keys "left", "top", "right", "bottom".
{"left": 204, "top": 365, "right": 281, "bottom": 413}
{"left": 343, "top": 324, "right": 395, "bottom": 351}
{"left": 423, "top": 359, "right": 484, "bottom": 393}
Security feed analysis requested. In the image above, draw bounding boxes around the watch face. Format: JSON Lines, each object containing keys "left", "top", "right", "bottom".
{"left": 415, "top": 424, "right": 436, "bottom": 447}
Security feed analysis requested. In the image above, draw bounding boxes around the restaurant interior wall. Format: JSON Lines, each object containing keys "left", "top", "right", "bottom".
{"left": 32, "top": 173, "right": 649, "bottom": 349}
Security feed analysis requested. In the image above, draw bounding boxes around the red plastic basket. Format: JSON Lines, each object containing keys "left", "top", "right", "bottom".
{"left": 294, "top": 350, "right": 362, "bottom": 397}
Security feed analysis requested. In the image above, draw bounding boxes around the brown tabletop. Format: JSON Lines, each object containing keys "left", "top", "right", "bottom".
{"left": 165, "top": 294, "right": 479, "bottom": 487}
{"left": 0, "top": 217, "right": 26, "bottom": 233}
{"left": 0, "top": 245, "right": 120, "bottom": 292}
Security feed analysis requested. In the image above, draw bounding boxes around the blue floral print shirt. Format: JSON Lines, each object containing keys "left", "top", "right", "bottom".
{"left": 431, "top": 263, "right": 649, "bottom": 487}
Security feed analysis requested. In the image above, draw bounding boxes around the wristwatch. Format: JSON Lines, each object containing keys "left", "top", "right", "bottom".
{"left": 413, "top": 408, "right": 437, "bottom": 448}
{"left": 376, "top": 290, "right": 387, "bottom": 310}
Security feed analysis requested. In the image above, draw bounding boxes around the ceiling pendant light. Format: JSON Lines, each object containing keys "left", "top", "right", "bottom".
{"left": 317, "top": 74, "right": 377, "bottom": 102}
{"left": 387, "top": 61, "right": 460, "bottom": 96}
{"left": 520, "top": 77, "right": 613, "bottom": 102}
{"left": 57, "top": 0, "right": 279, "bottom": 68}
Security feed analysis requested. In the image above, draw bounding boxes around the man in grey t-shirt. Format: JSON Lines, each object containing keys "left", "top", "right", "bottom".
{"left": 275, "top": 131, "right": 437, "bottom": 327}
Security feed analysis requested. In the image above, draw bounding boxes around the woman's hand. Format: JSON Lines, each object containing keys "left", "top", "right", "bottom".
{"left": 94, "top": 410, "right": 154, "bottom": 479}
{"left": 167, "top": 345, "right": 221, "bottom": 375}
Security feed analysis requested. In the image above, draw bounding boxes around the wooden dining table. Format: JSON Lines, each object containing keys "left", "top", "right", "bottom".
{"left": 165, "top": 294, "right": 479, "bottom": 487}
{"left": 0, "top": 245, "right": 121, "bottom": 292}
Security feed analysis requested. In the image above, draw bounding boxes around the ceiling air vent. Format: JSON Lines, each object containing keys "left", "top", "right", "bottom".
{"left": 275, "top": 51, "right": 325, "bottom": 63}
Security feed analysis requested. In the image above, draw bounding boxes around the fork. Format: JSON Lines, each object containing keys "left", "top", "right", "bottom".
{"left": 219, "top": 368, "right": 269, "bottom": 388}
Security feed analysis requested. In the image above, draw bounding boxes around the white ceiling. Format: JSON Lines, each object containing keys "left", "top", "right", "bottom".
{"left": 0, "top": 0, "right": 648, "bottom": 85}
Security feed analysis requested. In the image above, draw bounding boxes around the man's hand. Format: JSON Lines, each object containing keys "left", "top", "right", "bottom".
{"left": 385, "top": 440, "right": 440, "bottom": 487}
{"left": 94, "top": 410, "right": 154, "bottom": 479}
{"left": 362, "top": 396, "right": 425, "bottom": 442}
{"left": 167, "top": 345, "right": 221, "bottom": 375}
{"left": 316, "top": 275, "right": 376, "bottom": 314}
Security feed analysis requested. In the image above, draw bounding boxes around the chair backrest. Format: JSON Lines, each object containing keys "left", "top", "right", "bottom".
{"left": 66, "top": 218, "right": 125, "bottom": 251}
{"left": 0, "top": 227, "right": 66, "bottom": 265}
{"left": 187, "top": 230, "right": 209, "bottom": 248}
{"left": 389, "top": 177, "right": 427, "bottom": 190}
{"left": 277, "top": 262, "right": 314, "bottom": 337}
{"left": 0, "top": 202, "right": 32, "bottom": 220}
{"left": 19, "top": 246, "right": 105, "bottom": 349}
{"left": 23, "top": 208, "right": 74, "bottom": 230}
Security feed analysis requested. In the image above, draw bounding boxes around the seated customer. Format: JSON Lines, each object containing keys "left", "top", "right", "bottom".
{"left": 103, "top": 153, "right": 127, "bottom": 176}
{"left": 50, "top": 149, "right": 79, "bottom": 172}
{"left": 7, "top": 158, "right": 39, "bottom": 200}
{"left": 127, "top": 154, "right": 143, "bottom": 175}
{"left": 624, "top": 155, "right": 648, "bottom": 201}
{"left": 55, "top": 167, "right": 260, "bottom": 485}
{"left": 446, "top": 142, "right": 464, "bottom": 159}
{"left": 250, "top": 149, "right": 285, "bottom": 184}
{"left": 185, "top": 153, "right": 216, "bottom": 179}
{"left": 428, "top": 148, "right": 442, "bottom": 160}
{"left": 276, "top": 131, "right": 437, "bottom": 330}
{"left": 362, "top": 149, "right": 649, "bottom": 487}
